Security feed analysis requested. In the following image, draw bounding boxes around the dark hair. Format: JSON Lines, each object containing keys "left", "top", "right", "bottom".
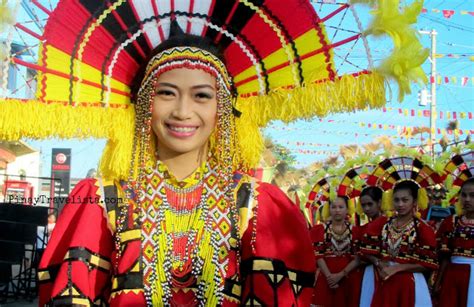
{"left": 331, "top": 195, "right": 349, "bottom": 208}
{"left": 130, "top": 21, "right": 224, "bottom": 102}
{"left": 393, "top": 180, "right": 419, "bottom": 199}
{"left": 360, "top": 186, "right": 383, "bottom": 202}
{"left": 461, "top": 177, "right": 474, "bottom": 190}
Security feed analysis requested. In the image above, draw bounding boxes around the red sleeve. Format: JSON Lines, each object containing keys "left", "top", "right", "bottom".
{"left": 412, "top": 220, "right": 438, "bottom": 270}
{"left": 436, "top": 215, "right": 455, "bottom": 256}
{"left": 310, "top": 224, "right": 326, "bottom": 260}
{"left": 240, "top": 182, "right": 316, "bottom": 306}
{"left": 38, "top": 179, "right": 114, "bottom": 306}
{"left": 351, "top": 225, "right": 362, "bottom": 253}
{"left": 359, "top": 216, "right": 387, "bottom": 257}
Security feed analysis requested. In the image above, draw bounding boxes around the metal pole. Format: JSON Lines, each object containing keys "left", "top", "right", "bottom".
{"left": 429, "top": 30, "right": 437, "bottom": 160}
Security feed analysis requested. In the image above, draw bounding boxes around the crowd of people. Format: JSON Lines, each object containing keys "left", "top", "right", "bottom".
{"left": 306, "top": 171, "right": 473, "bottom": 307}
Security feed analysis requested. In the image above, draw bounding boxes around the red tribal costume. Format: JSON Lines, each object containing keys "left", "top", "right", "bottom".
{"left": 360, "top": 216, "right": 438, "bottom": 307}
{"left": 437, "top": 215, "right": 474, "bottom": 307}
{"left": 39, "top": 160, "right": 315, "bottom": 306}
{"left": 311, "top": 221, "right": 362, "bottom": 307}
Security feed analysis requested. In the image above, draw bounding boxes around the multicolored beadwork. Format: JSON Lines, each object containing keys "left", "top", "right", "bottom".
{"left": 141, "top": 158, "right": 236, "bottom": 306}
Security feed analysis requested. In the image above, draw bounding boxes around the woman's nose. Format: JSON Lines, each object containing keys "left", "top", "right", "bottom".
{"left": 172, "top": 96, "right": 192, "bottom": 119}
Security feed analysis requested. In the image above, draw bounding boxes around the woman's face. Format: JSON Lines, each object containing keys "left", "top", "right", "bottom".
{"left": 460, "top": 183, "right": 474, "bottom": 215}
{"left": 393, "top": 189, "right": 416, "bottom": 218}
{"left": 151, "top": 68, "right": 218, "bottom": 159}
{"left": 360, "top": 195, "right": 381, "bottom": 219}
{"left": 330, "top": 197, "right": 348, "bottom": 222}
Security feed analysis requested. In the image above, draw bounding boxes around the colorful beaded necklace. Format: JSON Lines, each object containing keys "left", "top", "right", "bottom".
{"left": 141, "top": 158, "right": 234, "bottom": 306}
{"left": 326, "top": 221, "right": 352, "bottom": 255}
{"left": 382, "top": 217, "right": 416, "bottom": 258}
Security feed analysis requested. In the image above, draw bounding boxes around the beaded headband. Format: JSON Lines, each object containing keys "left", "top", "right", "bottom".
{"left": 139, "top": 46, "right": 232, "bottom": 97}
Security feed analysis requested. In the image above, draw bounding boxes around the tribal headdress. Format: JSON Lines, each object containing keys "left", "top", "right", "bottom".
{"left": 338, "top": 164, "right": 381, "bottom": 218}
{"left": 0, "top": 0, "right": 428, "bottom": 179}
{"left": 306, "top": 175, "right": 333, "bottom": 225}
{"left": 306, "top": 169, "right": 356, "bottom": 224}
{"left": 368, "top": 156, "right": 443, "bottom": 213}
{"left": 442, "top": 148, "right": 474, "bottom": 213}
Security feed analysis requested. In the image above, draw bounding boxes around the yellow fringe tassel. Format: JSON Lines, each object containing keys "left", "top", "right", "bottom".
{"left": 0, "top": 99, "right": 135, "bottom": 180}
{"left": 417, "top": 187, "right": 429, "bottom": 210}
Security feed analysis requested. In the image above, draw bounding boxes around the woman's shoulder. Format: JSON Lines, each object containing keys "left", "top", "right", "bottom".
{"left": 365, "top": 215, "right": 388, "bottom": 233}
{"left": 437, "top": 214, "right": 456, "bottom": 232}
{"left": 416, "top": 217, "right": 436, "bottom": 234}
{"left": 233, "top": 173, "right": 295, "bottom": 208}
{"left": 415, "top": 217, "right": 437, "bottom": 245}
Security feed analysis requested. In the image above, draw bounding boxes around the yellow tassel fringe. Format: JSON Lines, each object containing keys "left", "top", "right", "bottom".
{"left": 0, "top": 99, "right": 135, "bottom": 179}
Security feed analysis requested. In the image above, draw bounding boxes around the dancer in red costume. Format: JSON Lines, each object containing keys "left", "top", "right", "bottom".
{"left": 358, "top": 186, "right": 384, "bottom": 307}
{"left": 361, "top": 181, "right": 438, "bottom": 307}
{"left": 311, "top": 196, "right": 362, "bottom": 307}
{"left": 38, "top": 25, "right": 316, "bottom": 306}
{"left": 436, "top": 177, "right": 474, "bottom": 307}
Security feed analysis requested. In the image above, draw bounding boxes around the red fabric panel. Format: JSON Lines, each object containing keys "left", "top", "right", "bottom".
{"left": 43, "top": 1, "right": 93, "bottom": 58}
{"left": 225, "top": 1, "right": 323, "bottom": 77}
{"left": 371, "top": 272, "right": 416, "bottom": 307}
{"left": 43, "top": 1, "right": 138, "bottom": 85}
{"left": 247, "top": 182, "right": 314, "bottom": 272}
{"left": 438, "top": 263, "right": 470, "bottom": 307}
{"left": 313, "top": 256, "right": 361, "bottom": 307}
{"left": 264, "top": 0, "right": 320, "bottom": 38}
{"left": 109, "top": 291, "right": 147, "bottom": 307}
{"left": 240, "top": 182, "right": 315, "bottom": 305}
{"left": 117, "top": 240, "right": 140, "bottom": 274}
{"left": 39, "top": 179, "right": 114, "bottom": 305}
{"left": 223, "top": 41, "right": 254, "bottom": 80}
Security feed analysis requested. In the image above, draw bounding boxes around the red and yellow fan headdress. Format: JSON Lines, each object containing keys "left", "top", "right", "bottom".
{"left": 0, "top": 0, "right": 428, "bottom": 179}
{"left": 442, "top": 148, "right": 474, "bottom": 213}
{"left": 368, "top": 156, "right": 442, "bottom": 213}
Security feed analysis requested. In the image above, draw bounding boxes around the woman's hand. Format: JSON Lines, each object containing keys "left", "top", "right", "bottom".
{"left": 378, "top": 264, "right": 400, "bottom": 281}
{"left": 326, "top": 272, "right": 344, "bottom": 288}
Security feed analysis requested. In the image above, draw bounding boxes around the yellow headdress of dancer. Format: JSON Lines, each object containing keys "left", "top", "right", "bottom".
{"left": 0, "top": 0, "right": 428, "bottom": 179}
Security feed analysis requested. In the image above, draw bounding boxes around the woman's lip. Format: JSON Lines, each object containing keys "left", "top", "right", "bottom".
{"left": 165, "top": 124, "right": 198, "bottom": 138}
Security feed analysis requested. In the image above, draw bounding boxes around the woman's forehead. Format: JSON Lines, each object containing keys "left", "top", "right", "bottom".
{"left": 393, "top": 189, "right": 412, "bottom": 197}
{"left": 155, "top": 68, "right": 217, "bottom": 86}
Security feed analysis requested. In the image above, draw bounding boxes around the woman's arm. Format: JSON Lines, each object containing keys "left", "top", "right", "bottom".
{"left": 38, "top": 179, "right": 115, "bottom": 306}
{"left": 378, "top": 263, "right": 426, "bottom": 281}
{"left": 317, "top": 258, "right": 338, "bottom": 289}
{"left": 329, "top": 256, "right": 361, "bottom": 287}
{"left": 365, "top": 255, "right": 381, "bottom": 267}
{"left": 317, "top": 258, "right": 332, "bottom": 279}
{"left": 433, "top": 257, "right": 450, "bottom": 292}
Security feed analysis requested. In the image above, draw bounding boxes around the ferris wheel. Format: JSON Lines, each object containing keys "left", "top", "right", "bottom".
{"left": 1, "top": 1, "right": 53, "bottom": 99}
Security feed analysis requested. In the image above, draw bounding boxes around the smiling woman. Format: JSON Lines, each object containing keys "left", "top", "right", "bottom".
{"left": 37, "top": 22, "right": 316, "bottom": 307}
{"left": 151, "top": 68, "right": 218, "bottom": 177}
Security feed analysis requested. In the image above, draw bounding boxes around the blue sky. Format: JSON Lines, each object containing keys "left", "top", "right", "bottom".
{"left": 265, "top": 0, "right": 474, "bottom": 167}
{"left": 5, "top": 0, "right": 473, "bottom": 178}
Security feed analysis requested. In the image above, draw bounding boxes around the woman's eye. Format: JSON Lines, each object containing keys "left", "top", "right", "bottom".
{"left": 195, "top": 92, "right": 213, "bottom": 100}
{"left": 156, "top": 89, "right": 175, "bottom": 96}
